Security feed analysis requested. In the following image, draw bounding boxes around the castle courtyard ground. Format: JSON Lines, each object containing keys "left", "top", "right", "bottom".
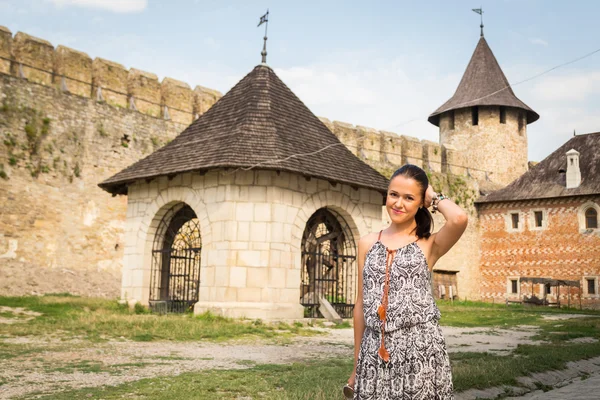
{"left": 1, "top": 296, "right": 600, "bottom": 399}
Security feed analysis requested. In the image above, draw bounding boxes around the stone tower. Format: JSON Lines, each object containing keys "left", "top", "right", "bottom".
{"left": 428, "top": 36, "right": 539, "bottom": 186}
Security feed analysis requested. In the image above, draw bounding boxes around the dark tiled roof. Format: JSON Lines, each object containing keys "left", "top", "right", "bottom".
{"left": 429, "top": 37, "right": 539, "bottom": 126}
{"left": 99, "top": 65, "right": 389, "bottom": 195}
{"left": 476, "top": 132, "right": 600, "bottom": 203}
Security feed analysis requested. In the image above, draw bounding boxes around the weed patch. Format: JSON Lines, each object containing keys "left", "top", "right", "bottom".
{"left": 0, "top": 295, "right": 317, "bottom": 342}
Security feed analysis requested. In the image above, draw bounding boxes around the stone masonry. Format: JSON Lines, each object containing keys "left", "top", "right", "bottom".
{"left": 0, "top": 26, "right": 483, "bottom": 304}
{"left": 121, "top": 170, "right": 384, "bottom": 319}
{"left": 439, "top": 106, "right": 528, "bottom": 186}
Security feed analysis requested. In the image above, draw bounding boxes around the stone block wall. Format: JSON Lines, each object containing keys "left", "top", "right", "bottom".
{"left": 128, "top": 68, "right": 161, "bottom": 117}
{"left": 54, "top": 46, "right": 92, "bottom": 98}
{"left": 478, "top": 196, "right": 600, "bottom": 308}
{"left": 401, "top": 135, "right": 423, "bottom": 167}
{"left": 0, "top": 27, "right": 222, "bottom": 126}
{"left": 439, "top": 106, "right": 528, "bottom": 185}
{"left": 422, "top": 140, "right": 442, "bottom": 173}
{"left": 92, "top": 58, "right": 129, "bottom": 107}
{"left": 0, "top": 26, "right": 484, "bottom": 303}
{"left": 12, "top": 32, "right": 54, "bottom": 85}
{"left": 122, "top": 170, "right": 384, "bottom": 319}
{"left": 161, "top": 78, "right": 193, "bottom": 125}
{"left": 0, "top": 70, "right": 213, "bottom": 296}
{"left": 0, "top": 26, "right": 12, "bottom": 74}
{"left": 318, "top": 118, "right": 472, "bottom": 180}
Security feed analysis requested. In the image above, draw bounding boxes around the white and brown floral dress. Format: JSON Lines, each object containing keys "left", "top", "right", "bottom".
{"left": 354, "top": 233, "right": 454, "bottom": 399}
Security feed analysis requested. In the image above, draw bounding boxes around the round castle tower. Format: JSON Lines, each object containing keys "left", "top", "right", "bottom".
{"left": 428, "top": 35, "right": 539, "bottom": 186}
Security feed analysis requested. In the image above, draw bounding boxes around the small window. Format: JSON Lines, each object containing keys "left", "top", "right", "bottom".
{"left": 471, "top": 107, "right": 479, "bottom": 126}
{"left": 511, "top": 279, "right": 518, "bottom": 294}
{"left": 448, "top": 110, "right": 455, "bottom": 130}
{"left": 499, "top": 106, "right": 506, "bottom": 124}
{"left": 585, "top": 208, "right": 598, "bottom": 229}
{"left": 511, "top": 213, "right": 519, "bottom": 229}
{"left": 545, "top": 284, "right": 552, "bottom": 295}
{"left": 534, "top": 211, "right": 543, "bottom": 227}
{"left": 587, "top": 279, "right": 596, "bottom": 295}
{"left": 518, "top": 112, "right": 524, "bottom": 134}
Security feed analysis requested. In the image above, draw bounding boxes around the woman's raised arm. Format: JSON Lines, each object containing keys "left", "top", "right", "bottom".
{"left": 425, "top": 187, "right": 468, "bottom": 266}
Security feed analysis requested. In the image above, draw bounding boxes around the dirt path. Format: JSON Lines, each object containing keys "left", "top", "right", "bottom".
{"left": 0, "top": 325, "right": 544, "bottom": 399}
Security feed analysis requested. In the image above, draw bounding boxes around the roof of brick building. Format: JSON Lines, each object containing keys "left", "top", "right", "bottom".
{"left": 476, "top": 131, "right": 600, "bottom": 203}
{"left": 428, "top": 37, "right": 539, "bottom": 126}
{"left": 99, "top": 64, "right": 389, "bottom": 196}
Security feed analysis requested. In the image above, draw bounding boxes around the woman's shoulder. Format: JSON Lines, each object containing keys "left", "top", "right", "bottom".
{"left": 358, "top": 232, "right": 380, "bottom": 251}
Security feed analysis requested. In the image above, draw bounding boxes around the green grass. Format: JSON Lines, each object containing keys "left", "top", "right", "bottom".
{"left": 5, "top": 297, "right": 600, "bottom": 398}
{"left": 0, "top": 295, "right": 316, "bottom": 342}
{"left": 27, "top": 337, "right": 600, "bottom": 399}
{"left": 0, "top": 342, "right": 41, "bottom": 360}
{"left": 31, "top": 359, "right": 354, "bottom": 400}
{"left": 0, "top": 311, "right": 17, "bottom": 318}
{"left": 451, "top": 340, "right": 600, "bottom": 391}
{"left": 437, "top": 299, "right": 600, "bottom": 328}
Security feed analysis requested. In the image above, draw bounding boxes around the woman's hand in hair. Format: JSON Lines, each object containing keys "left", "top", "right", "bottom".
{"left": 423, "top": 184, "right": 436, "bottom": 209}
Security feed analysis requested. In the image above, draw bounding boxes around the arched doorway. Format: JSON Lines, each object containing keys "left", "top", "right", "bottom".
{"left": 300, "top": 208, "right": 357, "bottom": 318}
{"left": 149, "top": 203, "right": 202, "bottom": 313}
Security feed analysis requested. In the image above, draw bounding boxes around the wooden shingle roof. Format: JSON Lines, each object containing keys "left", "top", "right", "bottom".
{"left": 429, "top": 37, "right": 539, "bottom": 126}
{"left": 99, "top": 65, "right": 389, "bottom": 196}
{"left": 476, "top": 132, "right": 600, "bottom": 203}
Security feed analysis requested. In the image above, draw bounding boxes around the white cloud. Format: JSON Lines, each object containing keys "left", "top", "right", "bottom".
{"left": 512, "top": 68, "right": 600, "bottom": 161}
{"left": 274, "top": 53, "right": 599, "bottom": 164}
{"left": 273, "top": 52, "right": 459, "bottom": 144}
{"left": 46, "top": 0, "right": 147, "bottom": 13}
{"left": 529, "top": 38, "right": 548, "bottom": 46}
{"left": 529, "top": 70, "right": 600, "bottom": 102}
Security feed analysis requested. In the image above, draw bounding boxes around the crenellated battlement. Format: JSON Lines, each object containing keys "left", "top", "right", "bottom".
{"left": 0, "top": 26, "right": 493, "bottom": 182}
{"left": 0, "top": 27, "right": 222, "bottom": 125}
{"left": 0, "top": 25, "right": 483, "bottom": 301}
{"left": 318, "top": 118, "right": 474, "bottom": 179}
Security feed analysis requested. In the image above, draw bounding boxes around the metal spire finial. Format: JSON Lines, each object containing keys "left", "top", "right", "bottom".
{"left": 258, "top": 10, "right": 269, "bottom": 64}
{"left": 472, "top": 7, "right": 484, "bottom": 37}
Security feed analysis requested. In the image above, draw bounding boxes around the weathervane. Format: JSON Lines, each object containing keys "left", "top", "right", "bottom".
{"left": 472, "top": 7, "right": 484, "bottom": 37}
{"left": 258, "top": 10, "right": 269, "bottom": 64}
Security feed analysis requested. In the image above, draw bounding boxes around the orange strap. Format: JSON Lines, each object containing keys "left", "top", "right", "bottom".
{"left": 377, "top": 230, "right": 394, "bottom": 363}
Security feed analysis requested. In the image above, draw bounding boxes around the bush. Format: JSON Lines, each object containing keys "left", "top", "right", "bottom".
{"left": 133, "top": 302, "right": 148, "bottom": 315}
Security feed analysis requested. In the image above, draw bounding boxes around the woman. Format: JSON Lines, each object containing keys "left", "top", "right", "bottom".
{"left": 347, "top": 164, "right": 468, "bottom": 399}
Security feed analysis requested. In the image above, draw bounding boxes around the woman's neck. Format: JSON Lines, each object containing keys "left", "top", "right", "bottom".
{"left": 385, "top": 221, "right": 418, "bottom": 238}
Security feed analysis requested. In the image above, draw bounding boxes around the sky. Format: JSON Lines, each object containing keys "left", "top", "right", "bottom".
{"left": 1, "top": 0, "right": 599, "bottom": 162}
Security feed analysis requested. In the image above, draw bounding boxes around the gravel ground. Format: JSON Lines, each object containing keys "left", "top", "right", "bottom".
{"left": 0, "top": 324, "right": 547, "bottom": 399}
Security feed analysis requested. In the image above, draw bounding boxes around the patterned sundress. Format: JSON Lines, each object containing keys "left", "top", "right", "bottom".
{"left": 354, "top": 234, "right": 454, "bottom": 399}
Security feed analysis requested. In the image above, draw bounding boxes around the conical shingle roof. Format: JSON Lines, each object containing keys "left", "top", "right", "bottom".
{"left": 428, "top": 37, "right": 539, "bottom": 126}
{"left": 99, "top": 65, "right": 389, "bottom": 195}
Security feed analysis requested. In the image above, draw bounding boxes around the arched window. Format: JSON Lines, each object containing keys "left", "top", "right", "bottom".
{"left": 585, "top": 208, "right": 598, "bottom": 229}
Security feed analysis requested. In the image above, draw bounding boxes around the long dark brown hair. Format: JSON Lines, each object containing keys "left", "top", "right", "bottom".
{"left": 390, "top": 164, "right": 433, "bottom": 239}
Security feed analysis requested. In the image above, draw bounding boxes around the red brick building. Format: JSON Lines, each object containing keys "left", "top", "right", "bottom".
{"left": 476, "top": 132, "right": 600, "bottom": 308}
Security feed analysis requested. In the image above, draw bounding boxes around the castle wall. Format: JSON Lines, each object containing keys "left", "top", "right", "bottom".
{"left": 478, "top": 196, "right": 600, "bottom": 308}
{"left": 0, "top": 27, "right": 220, "bottom": 297}
{"left": 1, "top": 27, "right": 483, "bottom": 303}
{"left": 319, "top": 118, "right": 473, "bottom": 179}
{"left": 439, "top": 106, "right": 528, "bottom": 186}
{"left": 122, "top": 170, "right": 384, "bottom": 319}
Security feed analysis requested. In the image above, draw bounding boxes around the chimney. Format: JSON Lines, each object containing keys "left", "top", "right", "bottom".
{"left": 566, "top": 149, "right": 581, "bottom": 189}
